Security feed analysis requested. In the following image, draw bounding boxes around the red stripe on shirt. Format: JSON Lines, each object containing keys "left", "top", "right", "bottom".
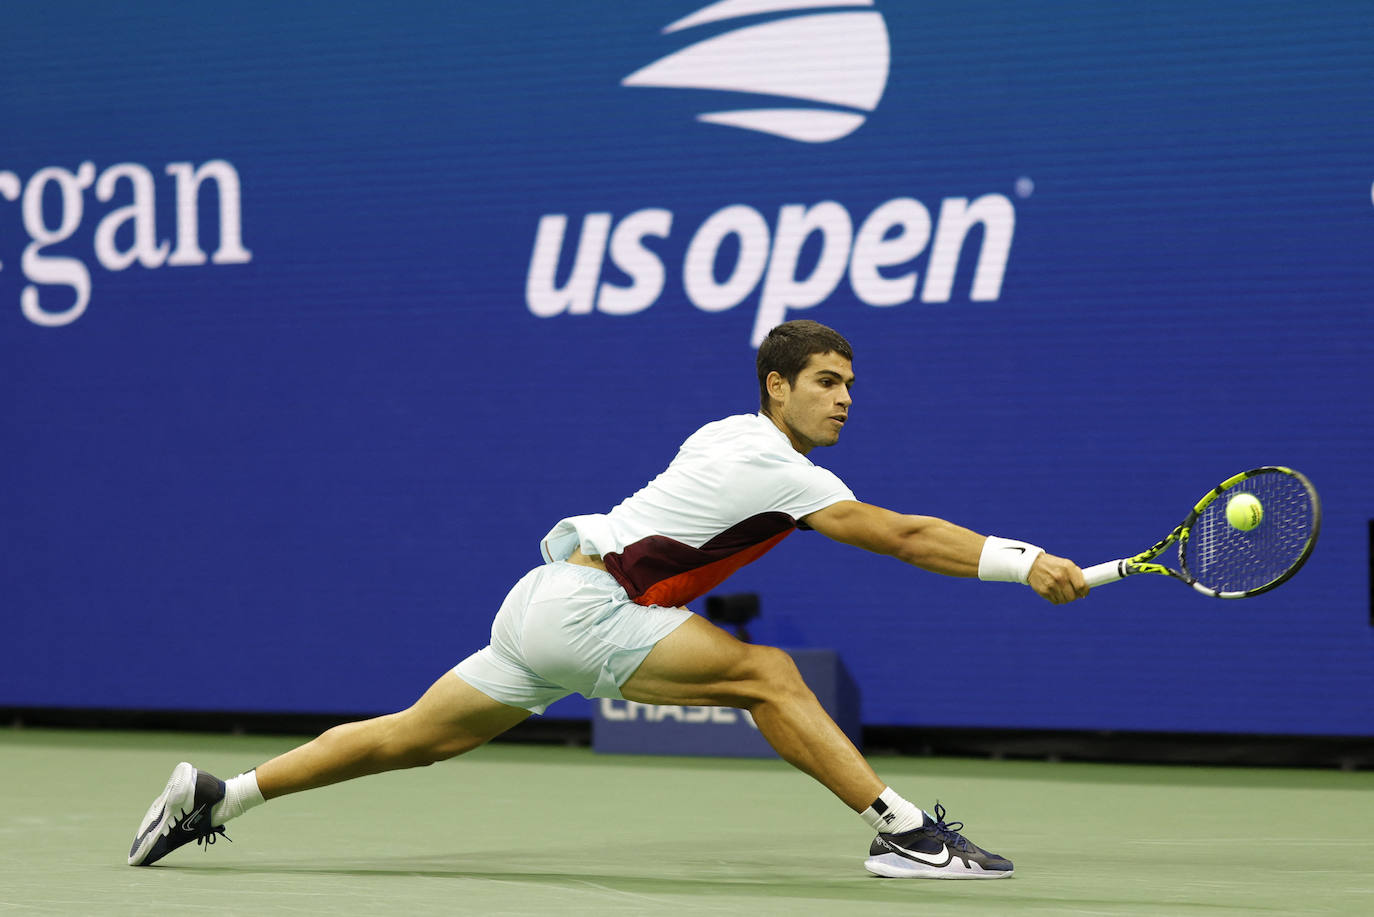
{"left": 605, "top": 512, "right": 797, "bottom": 607}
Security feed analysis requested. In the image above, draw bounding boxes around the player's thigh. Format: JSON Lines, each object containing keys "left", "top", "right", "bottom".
{"left": 395, "top": 670, "right": 532, "bottom": 756}
{"left": 620, "top": 613, "right": 794, "bottom": 708}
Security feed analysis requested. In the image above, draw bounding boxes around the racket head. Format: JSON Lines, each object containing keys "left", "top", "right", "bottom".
{"left": 1178, "top": 466, "right": 1321, "bottom": 598}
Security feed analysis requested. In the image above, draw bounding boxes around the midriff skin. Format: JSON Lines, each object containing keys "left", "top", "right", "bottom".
{"left": 567, "top": 547, "right": 607, "bottom": 572}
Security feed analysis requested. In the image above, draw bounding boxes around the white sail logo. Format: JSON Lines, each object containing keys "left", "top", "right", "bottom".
{"left": 621, "top": 0, "right": 890, "bottom": 143}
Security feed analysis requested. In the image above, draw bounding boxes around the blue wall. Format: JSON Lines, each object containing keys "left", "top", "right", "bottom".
{"left": 3, "top": 1, "right": 1371, "bottom": 734}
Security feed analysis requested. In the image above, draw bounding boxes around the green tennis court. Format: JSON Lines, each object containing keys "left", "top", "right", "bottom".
{"left": 2, "top": 728, "right": 1370, "bottom": 915}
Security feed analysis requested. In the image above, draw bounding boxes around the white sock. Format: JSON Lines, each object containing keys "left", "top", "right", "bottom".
{"left": 211, "top": 769, "right": 265, "bottom": 826}
{"left": 860, "top": 787, "right": 926, "bottom": 835}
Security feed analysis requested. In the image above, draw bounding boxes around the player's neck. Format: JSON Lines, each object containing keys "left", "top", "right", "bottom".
{"left": 762, "top": 410, "right": 811, "bottom": 455}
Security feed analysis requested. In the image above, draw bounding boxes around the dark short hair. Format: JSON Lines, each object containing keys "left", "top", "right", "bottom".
{"left": 756, "top": 320, "right": 854, "bottom": 415}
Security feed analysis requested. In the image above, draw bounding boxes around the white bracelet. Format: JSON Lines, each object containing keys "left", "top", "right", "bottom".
{"left": 978, "top": 536, "right": 1044, "bottom": 584}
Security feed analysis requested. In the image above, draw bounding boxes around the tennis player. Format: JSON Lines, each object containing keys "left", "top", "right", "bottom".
{"left": 129, "top": 319, "right": 1088, "bottom": 877}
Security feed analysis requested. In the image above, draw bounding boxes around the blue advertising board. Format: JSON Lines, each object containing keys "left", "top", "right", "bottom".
{"left": 3, "top": 1, "right": 1372, "bottom": 736}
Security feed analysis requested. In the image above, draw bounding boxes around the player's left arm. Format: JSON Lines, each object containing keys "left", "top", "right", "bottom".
{"left": 802, "top": 500, "right": 1087, "bottom": 604}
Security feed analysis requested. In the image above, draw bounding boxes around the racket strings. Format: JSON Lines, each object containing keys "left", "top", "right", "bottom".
{"left": 1184, "top": 473, "right": 1317, "bottom": 593}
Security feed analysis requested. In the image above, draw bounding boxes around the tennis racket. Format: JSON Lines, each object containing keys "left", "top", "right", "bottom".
{"left": 1082, "top": 466, "right": 1321, "bottom": 598}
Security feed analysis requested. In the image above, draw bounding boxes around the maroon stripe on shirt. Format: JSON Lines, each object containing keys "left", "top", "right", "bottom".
{"left": 605, "top": 512, "right": 798, "bottom": 605}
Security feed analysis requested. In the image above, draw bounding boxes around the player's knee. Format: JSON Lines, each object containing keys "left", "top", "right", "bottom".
{"left": 745, "top": 646, "right": 810, "bottom": 703}
{"left": 418, "top": 733, "right": 483, "bottom": 764}
{"left": 386, "top": 733, "right": 470, "bottom": 769}
{"left": 379, "top": 710, "right": 478, "bottom": 768}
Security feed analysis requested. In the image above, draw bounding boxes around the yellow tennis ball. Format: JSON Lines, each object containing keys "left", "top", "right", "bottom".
{"left": 1226, "top": 493, "right": 1263, "bottom": 531}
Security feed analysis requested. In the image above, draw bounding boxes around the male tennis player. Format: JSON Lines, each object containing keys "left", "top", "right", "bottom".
{"left": 129, "top": 319, "right": 1089, "bottom": 877}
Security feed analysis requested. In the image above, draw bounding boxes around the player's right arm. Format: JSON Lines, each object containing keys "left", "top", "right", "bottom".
{"left": 802, "top": 500, "right": 1087, "bottom": 604}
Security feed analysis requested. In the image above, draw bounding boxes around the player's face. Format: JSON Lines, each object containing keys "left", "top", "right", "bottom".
{"left": 769, "top": 351, "right": 854, "bottom": 454}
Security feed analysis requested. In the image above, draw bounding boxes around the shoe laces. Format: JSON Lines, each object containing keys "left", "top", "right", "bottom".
{"left": 927, "top": 803, "right": 973, "bottom": 852}
{"left": 196, "top": 825, "right": 231, "bottom": 851}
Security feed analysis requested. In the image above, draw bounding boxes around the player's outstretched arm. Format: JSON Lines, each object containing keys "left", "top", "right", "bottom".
{"left": 803, "top": 500, "right": 984, "bottom": 575}
{"left": 803, "top": 500, "right": 1088, "bottom": 604}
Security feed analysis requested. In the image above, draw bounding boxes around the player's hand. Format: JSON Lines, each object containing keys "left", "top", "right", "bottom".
{"left": 1028, "top": 553, "right": 1090, "bottom": 604}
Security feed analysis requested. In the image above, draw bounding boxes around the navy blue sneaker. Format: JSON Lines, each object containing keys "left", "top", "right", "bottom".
{"left": 864, "top": 803, "right": 1013, "bottom": 878}
{"left": 128, "top": 762, "right": 231, "bottom": 866}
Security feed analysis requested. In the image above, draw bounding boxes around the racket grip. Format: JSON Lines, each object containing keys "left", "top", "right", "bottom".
{"left": 1083, "top": 560, "right": 1128, "bottom": 588}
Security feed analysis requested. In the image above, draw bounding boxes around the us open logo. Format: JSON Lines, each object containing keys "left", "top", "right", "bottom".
{"left": 528, "top": 0, "right": 1018, "bottom": 346}
{"left": 621, "top": 0, "right": 890, "bottom": 143}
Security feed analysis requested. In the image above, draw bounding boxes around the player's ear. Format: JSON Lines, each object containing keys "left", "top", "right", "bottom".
{"left": 766, "top": 370, "right": 790, "bottom": 407}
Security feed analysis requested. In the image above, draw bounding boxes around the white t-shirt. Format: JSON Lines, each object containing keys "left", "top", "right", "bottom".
{"left": 540, "top": 413, "right": 856, "bottom": 607}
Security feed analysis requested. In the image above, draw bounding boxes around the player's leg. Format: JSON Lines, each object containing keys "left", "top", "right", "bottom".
{"left": 620, "top": 613, "right": 881, "bottom": 809}
{"left": 254, "top": 670, "right": 531, "bottom": 798}
{"left": 619, "top": 614, "right": 1014, "bottom": 879}
{"left": 129, "top": 671, "right": 530, "bottom": 866}
{"left": 130, "top": 566, "right": 579, "bottom": 866}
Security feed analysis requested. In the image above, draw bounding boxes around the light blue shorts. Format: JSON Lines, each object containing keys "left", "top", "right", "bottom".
{"left": 453, "top": 562, "right": 693, "bottom": 714}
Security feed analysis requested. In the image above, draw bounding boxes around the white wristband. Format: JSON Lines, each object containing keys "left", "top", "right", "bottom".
{"left": 978, "top": 536, "right": 1044, "bottom": 584}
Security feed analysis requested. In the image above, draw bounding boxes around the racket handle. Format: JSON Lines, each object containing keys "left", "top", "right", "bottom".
{"left": 1083, "top": 560, "right": 1128, "bottom": 588}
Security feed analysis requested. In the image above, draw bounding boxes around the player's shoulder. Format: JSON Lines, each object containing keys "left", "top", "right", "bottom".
{"left": 685, "top": 413, "right": 789, "bottom": 453}
{"left": 687, "top": 412, "right": 763, "bottom": 439}
{"left": 681, "top": 413, "right": 819, "bottom": 469}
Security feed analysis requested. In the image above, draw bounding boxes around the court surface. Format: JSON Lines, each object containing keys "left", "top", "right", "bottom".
{"left": 1, "top": 728, "right": 1370, "bottom": 916}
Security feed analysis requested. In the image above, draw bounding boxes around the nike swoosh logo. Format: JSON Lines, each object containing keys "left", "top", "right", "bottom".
{"left": 1002, "top": 546, "right": 1026, "bottom": 554}
{"left": 882, "top": 837, "right": 955, "bottom": 868}
{"left": 901, "top": 843, "right": 954, "bottom": 867}
{"left": 179, "top": 804, "right": 207, "bottom": 833}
